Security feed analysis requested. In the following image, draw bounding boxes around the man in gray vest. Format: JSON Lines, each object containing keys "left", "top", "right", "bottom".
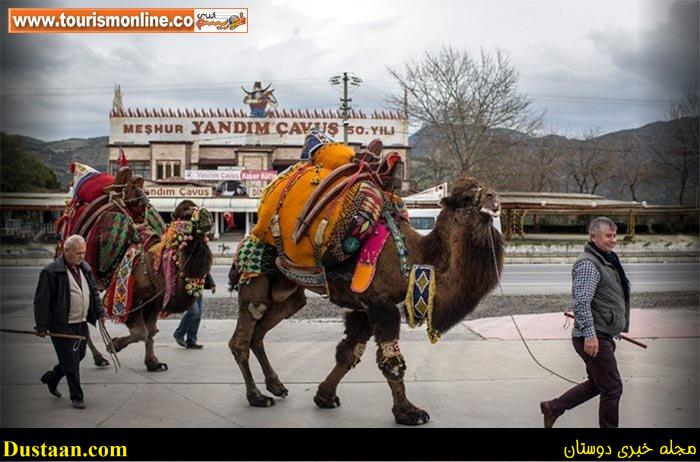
{"left": 34, "top": 234, "right": 105, "bottom": 409}
{"left": 540, "top": 217, "right": 630, "bottom": 428}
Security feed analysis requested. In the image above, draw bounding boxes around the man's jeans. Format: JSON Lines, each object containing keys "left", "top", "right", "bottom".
{"left": 174, "top": 296, "right": 203, "bottom": 346}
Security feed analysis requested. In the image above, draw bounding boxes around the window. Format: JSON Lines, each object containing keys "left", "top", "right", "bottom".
{"left": 156, "top": 161, "right": 181, "bottom": 180}
{"left": 409, "top": 216, "right": 436, "bottom": 230}
{"left": 110, "top": 161, "right": 151, "bottom": 179}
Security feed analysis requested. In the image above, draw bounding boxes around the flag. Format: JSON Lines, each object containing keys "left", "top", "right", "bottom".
{"left": 118, "top": 146, "right": 128, "bottom": 167}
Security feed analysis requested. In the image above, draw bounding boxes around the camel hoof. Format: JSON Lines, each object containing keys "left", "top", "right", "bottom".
{"left": 93, "top": 357, "right": 110, "bottom": 368}
{"left": 145, "top": 359, "right": 168, "bottom": 372}
{"left": 265, "top": 378, "right": 288, "bottom": 398}
{"left": 247, "top": 390, "right": 275, "bottom": 408}
{"left": 393, "top": 405, "right": 430, "bottom": 426}
{"left": 313, "top": 392, "right": 341, "bottom": 409}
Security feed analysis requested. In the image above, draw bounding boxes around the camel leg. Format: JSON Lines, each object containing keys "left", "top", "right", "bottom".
{"left": 86, "top": 330, "right": 110, "bottom": 367}
{"left": 229, "top": 276, "right": 275, "bottom": 407}
{"left": 249, "top": 286, "right": 306, "bottom": 398}
{"left": 108, "top": 312, "right": 148, "bottom": 357}
{"left": 144, "top": 306, "right": 167, "bottom": 372}
{"left": 314, "top": 310, "right": 373, "bottom": 409}
{"left": 368, "top": 300, "right": 430, "bottom": 426}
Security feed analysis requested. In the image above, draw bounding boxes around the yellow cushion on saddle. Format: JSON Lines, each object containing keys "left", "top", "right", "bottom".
{"left": 252, "top": 143, "right": 358, "bottom": 267}
{"left": 313, "top": 142, "right": 356, "bottom": 170}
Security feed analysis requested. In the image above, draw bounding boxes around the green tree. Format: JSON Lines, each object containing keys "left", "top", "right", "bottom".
{"left": 1, "top": 133, "right": 61, "bottom": 192}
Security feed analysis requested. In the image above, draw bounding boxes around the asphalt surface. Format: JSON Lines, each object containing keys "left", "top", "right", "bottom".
{"left": 2, "top": 262, "right": 699, "bottom": 302}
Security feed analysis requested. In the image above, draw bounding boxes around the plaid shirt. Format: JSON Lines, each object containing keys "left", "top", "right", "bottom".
{"left": 571, "top": 259, "right": 600, "bottom": 338}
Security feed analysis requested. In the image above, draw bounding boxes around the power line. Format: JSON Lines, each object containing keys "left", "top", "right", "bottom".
{"left": 1, "top": 77, "right": 676, "bottom": 107}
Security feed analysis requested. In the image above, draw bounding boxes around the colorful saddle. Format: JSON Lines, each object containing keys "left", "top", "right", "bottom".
{"left": 56, "top": 163, "right": 166, "bottom": 290}
{"left": 244, "top": 131, "right": 406, "bottom": 293}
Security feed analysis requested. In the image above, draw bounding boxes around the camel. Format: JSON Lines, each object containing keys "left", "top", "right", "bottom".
{"left": 105, "top": 200, "right": 214, "bottom": 371}
{"left": 228, "top": 175, "right": 504, "bottom": 425}
{"left": 56, "top": 166, "right": 214, "bottom": 371}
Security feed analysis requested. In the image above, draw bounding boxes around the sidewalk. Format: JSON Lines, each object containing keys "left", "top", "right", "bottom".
{"left": 1, "top": 309, "right": 698, "bottom": 428}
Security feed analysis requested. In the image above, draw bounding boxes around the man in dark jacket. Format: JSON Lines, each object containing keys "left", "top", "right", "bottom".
{"left": 540, "top": 217, "right": 630, "bottom": 428}
{"left": 34, "top": 234, "right": 105, "bottom": 409}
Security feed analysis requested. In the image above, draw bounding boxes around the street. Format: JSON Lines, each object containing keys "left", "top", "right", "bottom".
{"left": 1, "top": 263, "right": 698, "bottom": 302}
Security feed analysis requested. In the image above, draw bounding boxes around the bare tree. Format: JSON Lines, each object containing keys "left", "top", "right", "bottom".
{"left": 411, "top": 145, "right": 454, "bottom": 191}
{"left": 387, "top": 46, "right": 542, "bottom": 184}
{"left": 612, "top": 133, "right": 651, "bottom": 201}
{"left": 653, "top": 87, "right": 699, "bottom": 205}
{"left": 566, "top": 129, "right": 615, "bottom": 194}
{"left": 522, "top": 133, "right": 567, "bottom": 192}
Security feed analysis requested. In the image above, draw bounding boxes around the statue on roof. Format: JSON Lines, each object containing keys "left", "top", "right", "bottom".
{"left": 112, "top": 84, "right": 123, "bottom": 113}
{"left": 242, "top": 81, "right": 277, "bottom": 117}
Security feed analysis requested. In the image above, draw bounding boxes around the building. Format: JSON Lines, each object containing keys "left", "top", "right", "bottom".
{"left": 106, "top": 82, "right": 411, "bottom": 238}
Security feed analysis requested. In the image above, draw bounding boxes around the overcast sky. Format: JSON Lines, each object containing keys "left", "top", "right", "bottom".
{"left": 1, "top": 0, "right": 698, "bottom": 141}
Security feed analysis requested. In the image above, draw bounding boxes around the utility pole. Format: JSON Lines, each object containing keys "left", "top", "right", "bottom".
{"left": 330, "top": 72, "right": 362, "bottom": 145}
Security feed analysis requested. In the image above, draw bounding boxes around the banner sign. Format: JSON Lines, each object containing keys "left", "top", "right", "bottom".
{"left": 144, "top": 184, "right": 214, "bottom": 198}
{"left": 184, "top": 169, "right": 277, "bottom": 181}
{"left": 110, "top": 117, "right": 408, "bottom": 145}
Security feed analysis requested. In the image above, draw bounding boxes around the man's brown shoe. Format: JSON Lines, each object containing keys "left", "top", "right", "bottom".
{"left": 540, "top": 400, "right": 558, "bottom": 428}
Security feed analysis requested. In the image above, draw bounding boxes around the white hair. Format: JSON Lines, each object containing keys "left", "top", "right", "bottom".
{"left": 588, "top": 217, "right": 617, "bottom": 236}
{"left": 64, "top": 234, "right": 86, "bottom": 250}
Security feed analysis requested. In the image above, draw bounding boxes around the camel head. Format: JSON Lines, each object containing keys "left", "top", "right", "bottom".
{"left": 423, "top": 176, "right": 505, "bottom": 335}
{"left": 439, "top": 176, "right": 500, "bottom": 238}
{"left": 168, "top": 200, "right": 214, "bottom": 285}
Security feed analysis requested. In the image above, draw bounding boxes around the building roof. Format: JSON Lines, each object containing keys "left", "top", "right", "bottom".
{"left": 110, "top": 107, "right": 406, "bottom": 120}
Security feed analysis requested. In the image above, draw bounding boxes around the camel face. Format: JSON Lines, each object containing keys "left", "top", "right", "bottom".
{"left": 441, "top": 176, "right": 501, "bottom": 226}
{"left": 478, "top": 186, "right": 501, "bottom": 219}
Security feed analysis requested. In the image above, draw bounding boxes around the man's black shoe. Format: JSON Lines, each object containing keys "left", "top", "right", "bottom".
{"left": 186, "top": 343, "right": 204, "bottom": 349}
{"left": 71, "top": 399, "right": 86, "bottom": 409}
{"left": 540, "top": 400, "right": 558, "bottom": 428}
{"left": 41, "top": 372, "right": 61, "bottom": 397}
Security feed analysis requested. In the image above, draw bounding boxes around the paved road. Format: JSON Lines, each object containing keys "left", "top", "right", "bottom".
{"left": 2, "top": 263, "right": 697, "bottom": 302}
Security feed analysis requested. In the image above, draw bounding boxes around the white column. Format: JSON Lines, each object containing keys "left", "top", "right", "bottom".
{"left": 245, "top": 212, "right": 251, "bottom": 235}
{"left": 213, "top": 212, "right": 220, "bottom": 240}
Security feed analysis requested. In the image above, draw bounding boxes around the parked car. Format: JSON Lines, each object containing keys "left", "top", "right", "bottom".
{"left": 408, "top": 208, "right": 502, "bottom": 236}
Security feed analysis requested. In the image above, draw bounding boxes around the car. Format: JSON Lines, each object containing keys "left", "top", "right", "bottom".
{"left": 408, "top": 207, "right": 502, "bottom": 236}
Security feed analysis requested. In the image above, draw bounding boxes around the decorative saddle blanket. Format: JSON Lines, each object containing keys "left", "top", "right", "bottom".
{"left": 56, "top": 163, "right": 166, "bottom": 291}
{"left": 241, "top": 139, "right": 408, "bottom": 293}
{"left": 104, "top": 244, "right": 140, "bottom": 323}
{"left": 252, "top": 143, "right": 387, "bottom": 268}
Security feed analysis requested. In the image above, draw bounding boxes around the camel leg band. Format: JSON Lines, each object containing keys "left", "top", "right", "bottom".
{"left": 351, "top": 342, "right": 366, "bottom": 368}
{"left": 380, "top": 340, "right": 401, "bottom": 359}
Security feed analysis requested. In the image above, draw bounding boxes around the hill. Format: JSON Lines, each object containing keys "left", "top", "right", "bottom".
{"left": 408, "top": 118, "right": 698, "bottom": 205}
{"left": 12, "top": 135, "right": 109, "bottom": 186}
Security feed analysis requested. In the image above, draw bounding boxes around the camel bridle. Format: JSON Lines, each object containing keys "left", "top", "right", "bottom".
{"left": 452, "top": 187, "right": 486, "bottom": 226}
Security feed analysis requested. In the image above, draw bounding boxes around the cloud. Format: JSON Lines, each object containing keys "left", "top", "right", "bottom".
{"left": 589, "top": 0, "right": 699, "bottom": 96}
{"left": 1, "top": 0, "right": 696, "bottom": 140}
